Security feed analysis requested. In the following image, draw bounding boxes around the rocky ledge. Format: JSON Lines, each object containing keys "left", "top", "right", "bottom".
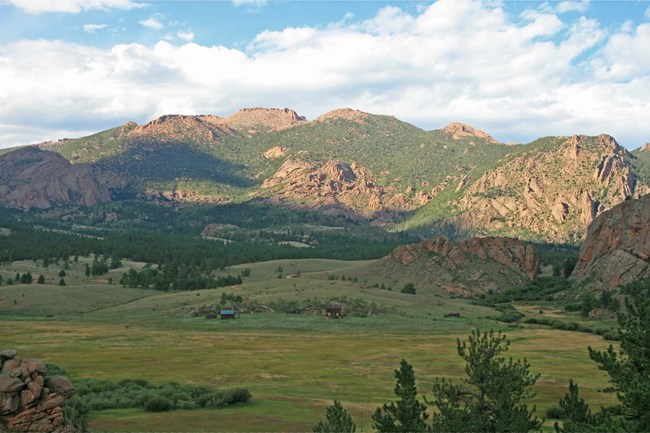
{"left": 0, "top": 350, "right": 75, "bottom": 433}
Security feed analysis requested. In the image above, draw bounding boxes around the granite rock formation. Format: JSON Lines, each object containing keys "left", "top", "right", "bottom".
{"left": 572, "top": 194, "right": 650, "bottom": 289}
{"left": 0, "top": 349, "right": 75, "bottom": 433}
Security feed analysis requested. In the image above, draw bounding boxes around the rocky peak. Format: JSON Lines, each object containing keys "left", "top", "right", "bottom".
{"left": 314, "top": 108, "right": 370, "bottom": 123}
{"left": 442, "top": 122, "right": 499, "bottom": 143}
{"left": 572, "top": 194, "right": 650, "bottom": 289}
{"left": 0, "top": 147, "right": 111, "bottom": 210}
{"left": 640, "top": 143, "right": 650, "bottom": 152}
{"left": 0, "top": 349, "right": 76, "bottom": 433}
{"left": 224, "top": 108, "right": 307, "bottom": 133}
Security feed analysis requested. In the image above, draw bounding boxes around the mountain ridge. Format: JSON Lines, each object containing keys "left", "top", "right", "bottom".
{"left": 1, "top": 108, "right": 648, "bottom": 242}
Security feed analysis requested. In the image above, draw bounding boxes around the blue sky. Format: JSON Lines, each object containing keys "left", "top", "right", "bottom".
{"left": 0, "top": 0, "right": 649, "bottom": 149}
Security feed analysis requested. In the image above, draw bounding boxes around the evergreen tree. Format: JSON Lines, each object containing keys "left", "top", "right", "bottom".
{"left": 37, "top": 275, "right": 45, "bottom": 284}
{"left": 430, "top": 330, "right": 541, "bottom": 433}
{"left": 588, "top": 298, "right": 650, "bottom": 432}
{"left": 20, "top": 272, "right": 32, "bottom": 284}
{"left": 85, "top": 263, "right": 91, "bottom": 277}
{"left": 58, "top": 269, "right": 66, "bottom": 278}
{"left": 59, "top": 278, "right": 66, "bottom": 286}
{"left": 401, "top": 283, "right": 416, "bottom": 295}
{"left": 554, "top": 380, "right": 598, "bottom": 433}
{"left": 373, "top": 359, "right": 429, "bottom": 433}
{"left": 313, "top": 400, "right": 356, "bottom": 433}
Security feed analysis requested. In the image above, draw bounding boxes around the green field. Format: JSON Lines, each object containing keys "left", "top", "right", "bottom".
{"left": 0, "top": 257, "right": 618, "bottom": 432}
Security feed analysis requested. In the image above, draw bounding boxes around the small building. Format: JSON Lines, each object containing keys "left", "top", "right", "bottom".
{"left": 325, "top": 304, "right": 343, "bottom": 318}
{"left": 220, "top": 309, "right": 236, "bottom": 320}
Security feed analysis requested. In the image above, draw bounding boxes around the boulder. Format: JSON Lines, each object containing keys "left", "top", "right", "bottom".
{"left": 0, "top": 350, "right": 76, "bottom": 433}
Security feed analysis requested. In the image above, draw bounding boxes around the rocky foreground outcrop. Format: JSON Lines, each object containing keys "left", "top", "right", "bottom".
{"left": 0, "top": 349, "right": 75, "bottom": 433}
{"left": 374, "top": 236, "right": 540, "bottom": 294}
{"left": 571, "top": 194, "right": 650, "bottom": 289}
{"left": 0, "top": 147, "right": 111, "bottom": 210}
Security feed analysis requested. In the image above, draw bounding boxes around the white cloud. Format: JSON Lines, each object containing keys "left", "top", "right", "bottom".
{"left": 0, "top": 0, "right": 140, "bottom": 14}
{"left": 177, "top": 30, "right": 194, "bottom": 42}
{"left": 139, "top": 17, "right": 164, "bottom": 30}
{"left": 0, "top": 0, "right": 648, "bottom": 149}
{"left": 83, "top": 23, "right": 108, "bottom": 33}
{"left": 556, "top": 0, "right": 590, "bottom": 14}
{"left": 232, "top": 0, "right": 267, "bottom": 8}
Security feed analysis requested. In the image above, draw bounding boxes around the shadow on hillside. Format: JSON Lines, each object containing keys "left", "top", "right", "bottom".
{"left": 93, "top": 142, "right": 254, "bottom": 188}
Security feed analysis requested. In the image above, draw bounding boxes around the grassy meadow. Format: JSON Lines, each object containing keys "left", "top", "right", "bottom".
{"left": 0, "top": 257, "right": 619, "bottom": 432}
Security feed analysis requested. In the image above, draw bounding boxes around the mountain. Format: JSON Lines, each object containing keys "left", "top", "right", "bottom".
{"left": 400, "top": 134, "right": 647, "bottom": 242}
{"left": 0, "top": 146, "right": 110, "bottom": 210}
{"left": 371, "top": 236, "right": 540, "bottom": 295}
{"left": 1, "top": 107, "right": 648, "bottom": 242}
{"left": 39, "top": 108, "right": 512, "bottom": 219}
{"left": 571, "top": 194, "right": 650, "bottom": 289}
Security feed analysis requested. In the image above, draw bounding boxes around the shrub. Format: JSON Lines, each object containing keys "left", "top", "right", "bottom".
{"left": 144, "top": 396, "right": 173, "bottom": 412}
{"left": 400, "top": 283, "right": 416, "bottom": 295}
{"left": 545, "top": 405, "right": 564, "bottom": 419}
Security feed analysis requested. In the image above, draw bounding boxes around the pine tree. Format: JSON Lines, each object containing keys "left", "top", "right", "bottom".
{"left": 588, "top": 298, "right": 650, "bottom": 432}
{"left": 373, "top": 359, "right": 429, "bottom": 433}
{"left": 554, "top": 380, "right": 598, "bottom": 433}
{"left": 430, "top": 330, "right": 541, "bottom": 433}
{"left": 37, "top": 275, "right": 45, "bottom": 284}
{"left": 59, "top": 278, "right": 66, "bottom": 286}
{"left": 313, "top": 400, "right": 356, "bottom": 433}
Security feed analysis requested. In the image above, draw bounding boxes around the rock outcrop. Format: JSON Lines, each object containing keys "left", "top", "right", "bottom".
{"left": 224, "top": 108, "right": 306, "bottom": 134}
{"left": 129, "top": 108, "right": 306, "bottom": 142}
{"left": 0, "top": 147, "right": 111, "bottom": 210}
{"left": 571, "top": 194, "right": 650, "bottom": 289}
{"left": 374, "top": 236, "right": 540, "bottom": 294}
{"left": 260, "top": 159, "right": 417, "bottom": 217}
{"left": 314, "top": 108, "right": 369, "bottom": 124}
{"left": 129, "top": 114, "right": 237, "bottom": 142}
{"left": 0, "top": 349, "right": 75, "bottom": 433}
{"left": 442, "top": 122, "right": 499, "bottom": 144}
{"left": 453, "top": 134, "right": 637, "bottom": 242}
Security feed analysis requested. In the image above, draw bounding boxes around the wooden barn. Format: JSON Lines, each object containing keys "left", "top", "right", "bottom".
{"left": 220, "top": 309, "right": 236, "bottom": 320}
{"left": 325, "top": 304, "right": 343, "bottom": 318}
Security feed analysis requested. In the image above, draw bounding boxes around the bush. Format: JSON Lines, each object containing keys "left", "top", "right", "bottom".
{"left": 400, "top": 283, "right": 416, "bottom": 295}
{"left": 545, "top": 405, "right": 564, "bottom": 419}
{"left": 144, "top": 396, "right": 173, "bottom": 412}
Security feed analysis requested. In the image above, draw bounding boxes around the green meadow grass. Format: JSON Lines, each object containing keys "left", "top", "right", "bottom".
{"left": 0, "top": 257, "right": 619, "bottom": 432}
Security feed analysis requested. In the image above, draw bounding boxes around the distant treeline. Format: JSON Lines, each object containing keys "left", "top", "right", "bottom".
{"left": 119, "top": 266, "right": 244, "bottom": 291}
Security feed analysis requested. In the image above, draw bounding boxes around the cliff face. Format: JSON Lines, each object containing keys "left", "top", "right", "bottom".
{"left": 453, "top": 134, "right": 637, "bottom": 242}
{"left": 0, "top": 147, "right": 111, "bottom": 210}
{"left": 572, "top": 194, "right": 650, "bottom": 289}
{"left": 0, "top": 349, "right": 75, "bottom": 433}
{"left": 375, "top": 236, "right": 540, "bottom": 294}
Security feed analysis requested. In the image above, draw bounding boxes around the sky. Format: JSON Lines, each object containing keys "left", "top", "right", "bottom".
{"left": 0, "top": 0, "right": 649, "bottom": 149}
